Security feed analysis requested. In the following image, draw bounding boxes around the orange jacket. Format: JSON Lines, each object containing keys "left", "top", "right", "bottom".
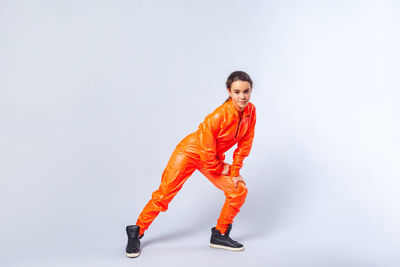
{"left": 192, "top": 98, "right": 256, "bottom": 177}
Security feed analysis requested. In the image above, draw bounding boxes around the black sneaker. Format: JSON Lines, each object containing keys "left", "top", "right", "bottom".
{"left": 125, "top": 225, "right": 143, "bottom": 258}
{"left": 209, "top": 224, "right": 244, "bottom": 251}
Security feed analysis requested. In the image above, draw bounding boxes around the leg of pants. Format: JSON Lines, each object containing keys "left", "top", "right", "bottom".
{"left": 136, "top": 149, "right": 196, "bottom": 236}
{"left": 197, "top": 167, "right": 248, "bottom": 235}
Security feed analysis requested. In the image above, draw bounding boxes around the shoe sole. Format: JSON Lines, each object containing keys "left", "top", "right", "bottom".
{"left": 209, "top": 243, "right": 244, "bottom": 251}
{"left": 126, "top": 252, "right": 140, "bottom": 258}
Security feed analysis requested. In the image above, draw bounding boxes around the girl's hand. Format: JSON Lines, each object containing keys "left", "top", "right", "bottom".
{"left": 221, "top": 163, "right": 230, "bottom": 175}
{"left": 232, "top": 175, "right": 246, "bottom": 189}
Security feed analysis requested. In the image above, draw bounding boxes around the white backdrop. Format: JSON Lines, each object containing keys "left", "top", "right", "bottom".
{"left": 1, "top": 1, "right": 399, "bottom": 266}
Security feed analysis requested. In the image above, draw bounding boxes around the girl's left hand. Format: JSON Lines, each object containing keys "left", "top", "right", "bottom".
{"left": 221, "top": 163, "right": 230, "bottom": 175}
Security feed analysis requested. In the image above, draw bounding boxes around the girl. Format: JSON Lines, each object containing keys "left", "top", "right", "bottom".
{"left": 126, "top": 71, "right": 256, "bottom": 258}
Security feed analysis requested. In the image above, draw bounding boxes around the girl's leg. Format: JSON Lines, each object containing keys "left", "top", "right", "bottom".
{"left": 136, "top": 150, "right": 196, "bottom": 236}
{"left": 197, "top": 168, "right": 248, "bottom": 234}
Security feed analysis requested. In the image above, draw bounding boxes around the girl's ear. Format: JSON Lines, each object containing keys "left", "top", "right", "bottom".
{"left": 226, "top": 88, "right": 232, "bottom": 98}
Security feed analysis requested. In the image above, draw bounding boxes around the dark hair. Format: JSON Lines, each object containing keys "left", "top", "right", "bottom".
{"left": 224, "top": 71, "right": 253, "bottom": 103}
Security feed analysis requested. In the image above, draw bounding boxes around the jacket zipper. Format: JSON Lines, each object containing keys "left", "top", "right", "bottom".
{"left": 235, "top": 114, "right": 250, "bottom": 139}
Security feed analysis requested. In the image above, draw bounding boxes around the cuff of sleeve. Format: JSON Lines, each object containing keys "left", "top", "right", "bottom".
{"left": 217, "top": 153, "right": 226, "bottom": 162}
{"left": 229, "top": 166, "right": 240, "bottom": 177}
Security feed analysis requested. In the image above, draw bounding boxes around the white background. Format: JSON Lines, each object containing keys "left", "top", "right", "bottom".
{"left": 1, "top": 1, "right": 399, "bottom": 266}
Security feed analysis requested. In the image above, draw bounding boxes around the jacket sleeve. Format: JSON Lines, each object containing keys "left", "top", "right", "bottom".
{"left": 230, "top": 111, "right": 256, "bottom": 177}
{"left": 197, "top": 111, "right": 224, "bottom": 174}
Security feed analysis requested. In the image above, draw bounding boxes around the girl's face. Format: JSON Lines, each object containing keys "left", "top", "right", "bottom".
{"left": 227, "top": 80, "right": 252, "bottom": 112}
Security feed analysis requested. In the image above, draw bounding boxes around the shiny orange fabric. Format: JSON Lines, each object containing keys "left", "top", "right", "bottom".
{"left": 136, "top": 98, "right": 256, "bottom": 235}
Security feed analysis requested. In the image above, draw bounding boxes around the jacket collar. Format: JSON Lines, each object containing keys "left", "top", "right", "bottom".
{"left": 226, "top": 98, "right": 252, "bottom": 118}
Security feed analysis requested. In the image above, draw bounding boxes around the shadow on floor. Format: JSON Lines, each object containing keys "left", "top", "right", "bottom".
{"left": 233, "top": 231, "right": 268, "bottom": 242}
{"left": 141, "top": 225, "right": 205, "bottom": 248}
{"left": 141, "top": 225, "right": 270, "bottom": 249}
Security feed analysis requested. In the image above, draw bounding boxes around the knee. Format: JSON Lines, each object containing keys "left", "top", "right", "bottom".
{"left": 227, "top": 182, "right": 248, "bottom": 203}
{"left": 225, "top": 183, "right": 248, "bottom": 210}
{"left": 236, "top": 182, "right": 248, "bottom": 199}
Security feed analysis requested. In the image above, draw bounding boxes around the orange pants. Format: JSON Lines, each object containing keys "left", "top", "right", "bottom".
{"left": 136, "top": 137, "right": 248, "bottom": 236}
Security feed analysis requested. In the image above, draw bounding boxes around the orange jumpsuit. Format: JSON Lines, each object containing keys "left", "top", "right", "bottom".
{"left": 136, "top": 98, "right": 256, "bottom": 236}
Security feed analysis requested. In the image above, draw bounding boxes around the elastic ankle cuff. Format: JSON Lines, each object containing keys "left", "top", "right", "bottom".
{"left": 136, "top": 223, "right": 146, "bottom": 236}
{"left": 216, "top": 225, "right": 228, "bottom": 235}
{"left": 139, "top": 228, "right": 145, "bottom": 236}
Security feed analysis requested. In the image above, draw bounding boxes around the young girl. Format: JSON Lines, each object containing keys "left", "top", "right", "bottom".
{"left": 126, "top": 71, "right": 256, "bottom": 258}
